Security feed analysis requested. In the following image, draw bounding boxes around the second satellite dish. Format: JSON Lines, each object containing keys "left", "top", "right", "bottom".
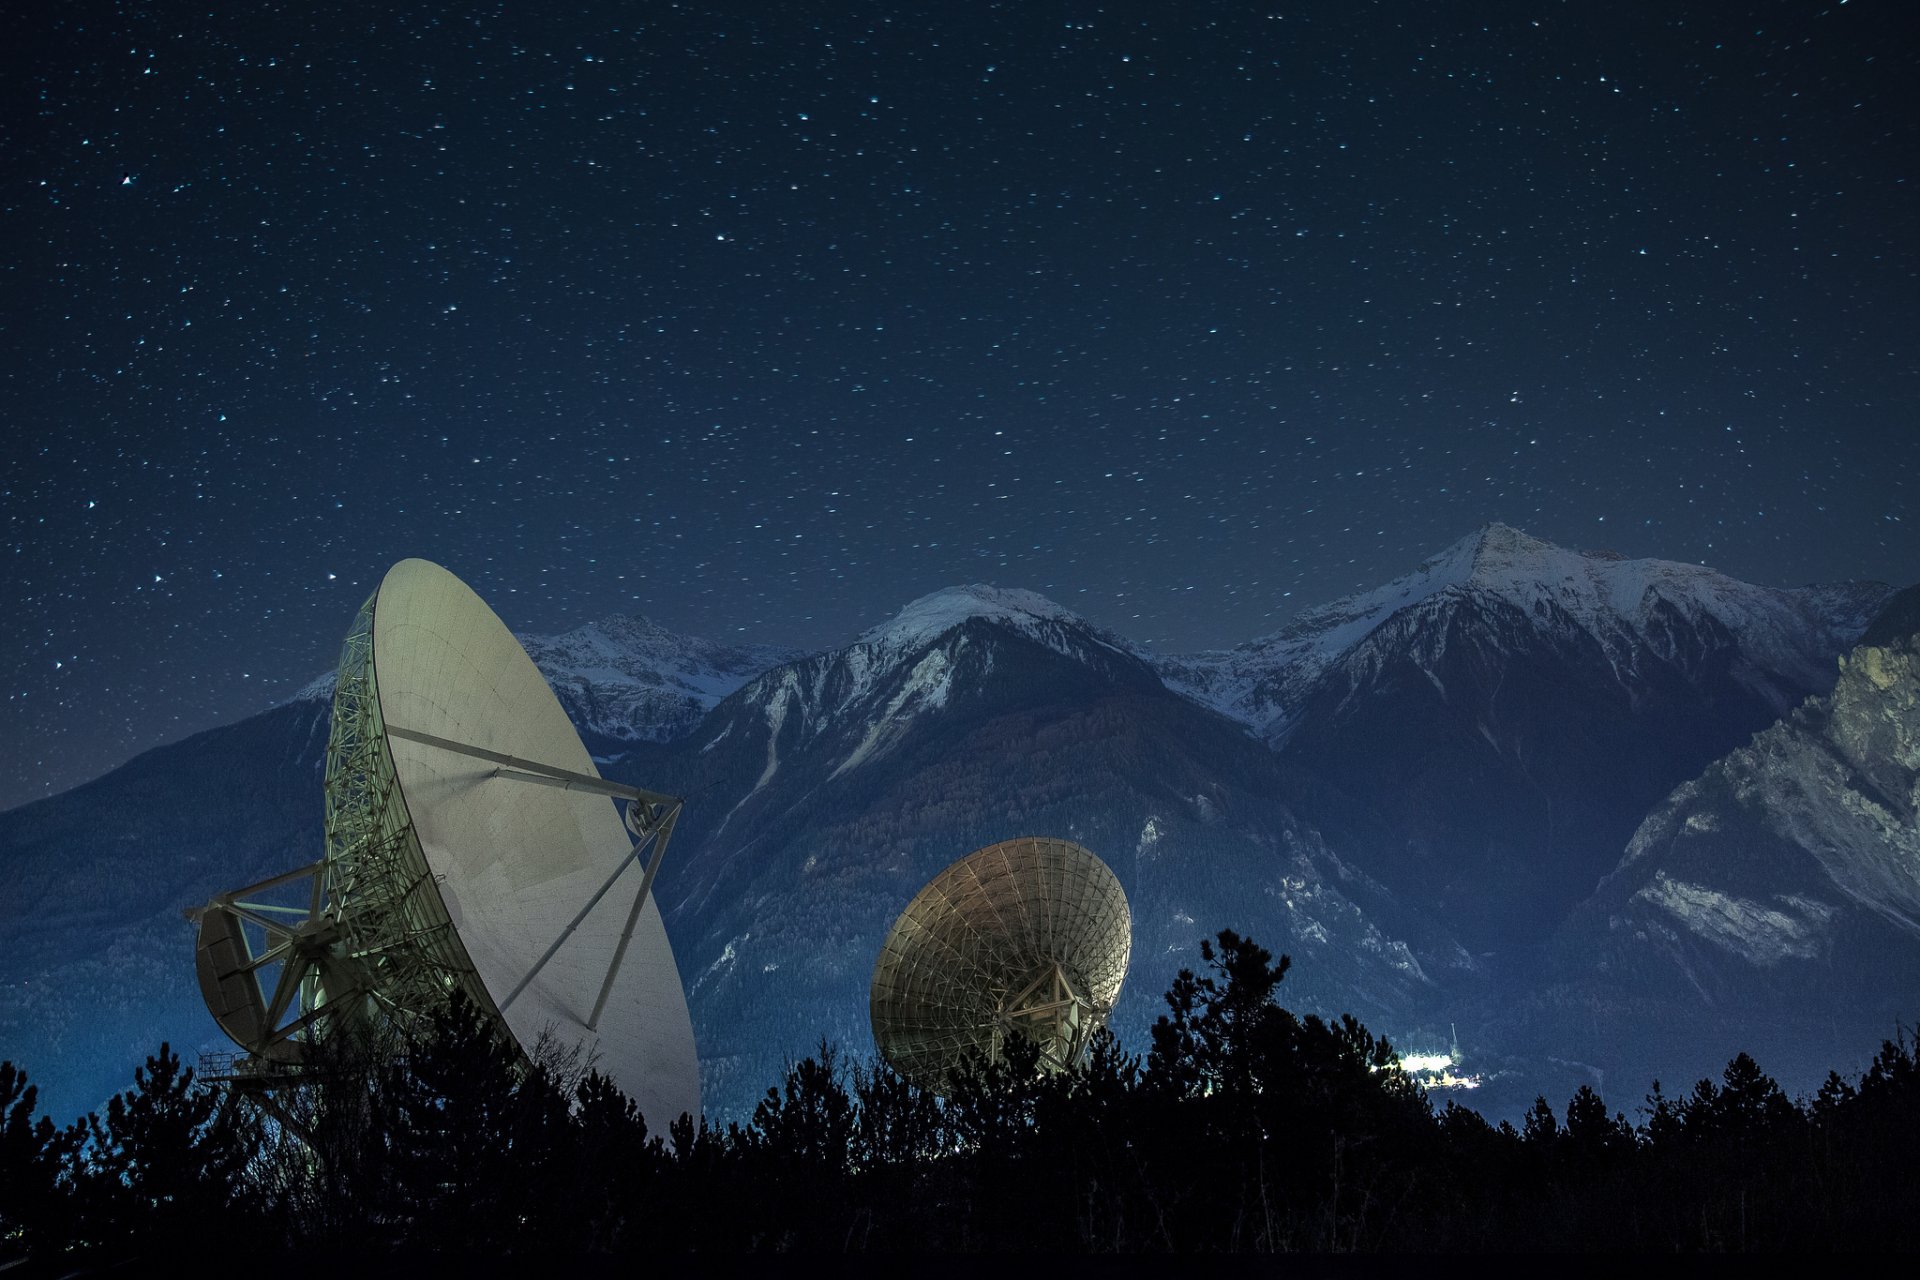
{"left": 870, "top": 836, "right": 1131, "bottom": 1092}
{"left": 190, "top": 559, "right": 700, "bottom": 1134}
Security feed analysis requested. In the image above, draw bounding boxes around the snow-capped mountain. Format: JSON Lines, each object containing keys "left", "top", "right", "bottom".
{"left": 855, "top": 584, "right": 1143, "bottom": 663}
{"left": 297, "top": 614, "right": 800, "bottom": 749}
{"left": 688, "top": 585, "right": 1156, "bottom": 800}
{"left": 1159, "top": 525, "right": 1893, "bottom": 952}
{"left": 520, "top": 617, "right": 801, "bottom": 751}
{"left": 2, "top": 531, "right": 1903, "bottom": 1125}
{"left": 1160, "top": 523, "right": 1889, "bottom": 743}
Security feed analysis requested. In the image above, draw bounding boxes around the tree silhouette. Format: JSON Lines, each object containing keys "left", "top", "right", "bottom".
{"left": 0, "top": 1061, "right": 83, "bottom": 1258}
{"left": 5, "top": 935, "right": 1918, "bottom": 1256}
{"left": 571, "top": 1068, "right": 663, "bottom": 1251}
{"left": 1146, "top": 929, "right": 1290, "bottom": 1099}
{"left": 74, "top": 1044, "right": 262, "bottom": 1258}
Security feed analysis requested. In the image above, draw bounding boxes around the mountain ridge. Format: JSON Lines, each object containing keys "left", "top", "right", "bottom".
{"left": 270, "top": 530, "right": 1888, "bottom": 770}
{"left": 1, "top": 526, "right": 1906, "bottom": 1125}
{"left": 1157, "top": 523, "right": 1891, "bottom": 744}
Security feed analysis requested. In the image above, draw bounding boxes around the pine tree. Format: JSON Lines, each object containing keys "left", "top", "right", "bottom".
{"left": 75, "top": 1044, "right": 260, "bottom": 1257}
{"left": 0, "top": 1061, "right": 83, "bottom": 1258}
{"left": 384, "top": 991, "right": 578, "bottom": 1252}
{"left": 572, "top": 1069, "right": 660, "bottom": 1251}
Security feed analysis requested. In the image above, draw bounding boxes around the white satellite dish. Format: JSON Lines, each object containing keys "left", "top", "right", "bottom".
{"left": 190, "top": 559, "right": 700, "bottom": 1133}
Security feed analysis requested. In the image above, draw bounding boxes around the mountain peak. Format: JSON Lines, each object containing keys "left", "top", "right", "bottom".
{"left": 1158, "top": 524, "right": 1891, "bottom": 742}
{"left": 1426, "top": 522, "right": 1575, "bottom": 582}
{"left": 1411, "top": 523, "right": 1726, "bottom": 607}
{"left": 1473, "top": 520, "right": 1560, "bottom": 558}
{"left": 1476, "top": 519, "right": 1547, "bottom": 545}
{"left": 857, "top": 584, "right": 1098, "bottom": 652}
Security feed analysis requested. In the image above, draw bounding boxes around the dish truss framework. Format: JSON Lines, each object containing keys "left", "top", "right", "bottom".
{"left": 189, "top": 559, "right": 699, "bottom": 1134}
{"left": 869, "top": 836, "right": 1131, "bottom": 1093}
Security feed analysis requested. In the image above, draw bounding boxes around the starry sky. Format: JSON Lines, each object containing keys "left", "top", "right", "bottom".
{"left": 4, "top": 1, "right": 1915, "bottom": 811}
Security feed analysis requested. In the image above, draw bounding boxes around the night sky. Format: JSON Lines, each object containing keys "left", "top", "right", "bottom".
{"left": 5, "top": 1, "right": 1915, "bottom": 811}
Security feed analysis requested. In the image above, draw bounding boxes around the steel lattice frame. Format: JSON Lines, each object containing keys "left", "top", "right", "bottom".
{"left": 193, "top": 588, "right": 493, "bottom": 1086}
{"left": 869, "top": 836, "right": 1130, "bottom": 1093}
{"left": 316, "top": 589, "right": 494, "bottom": 1038}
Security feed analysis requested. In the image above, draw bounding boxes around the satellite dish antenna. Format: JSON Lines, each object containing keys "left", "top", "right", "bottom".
{"left": 188, "top": 559, "right": 700, "bottom": 1132}
{"left": 869, "top": 836, "right": 1130, "bottom": 1093}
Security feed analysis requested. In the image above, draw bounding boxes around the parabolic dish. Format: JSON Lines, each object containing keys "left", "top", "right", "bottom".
{"left": 870, "top": 836, "right": 1130, "bottom": 1092}
{"left": 372, "top": 559, "right": 700, "bottom": 1131}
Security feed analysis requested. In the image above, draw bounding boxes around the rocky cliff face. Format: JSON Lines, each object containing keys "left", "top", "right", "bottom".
{"left": 1596, "top": 595, "right": 1920, "bottom": 969}
{"left": 1518, "top": 589, "right": 1920, "bottom": 1098}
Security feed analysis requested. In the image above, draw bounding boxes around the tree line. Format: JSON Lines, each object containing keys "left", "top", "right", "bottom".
{"left": 3, "top": 930, "right": 1916, "bottom": 1260}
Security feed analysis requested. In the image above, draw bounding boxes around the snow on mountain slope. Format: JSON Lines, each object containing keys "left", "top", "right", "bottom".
{"left": 1158, "top": 523, "right": 1890, "bottom": 742}
{"left": 293, "top": 614, "right": 800, "bottom": 746}
{"left": 859, "top": 584, "right": 1135, "bottom": 657}
{"left": 522, "top": 617, "right": 802, "bottom": 746}
{"left": 840, "top": 584, "right": 1144, "bottom": 701}
{"left": 702, "top": 585, "right": 1157, "bottom": 785}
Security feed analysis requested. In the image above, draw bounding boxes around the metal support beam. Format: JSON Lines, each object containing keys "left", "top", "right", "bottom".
{"left": 184, "top": 860, "right": 327, "bottom": 921}
{"left": 496, "top": 802, "right": 680, "bottom": 1016}
{"left": 587, "top": 805, "right": 680, "bottom": 1029}
{"left": 385, "top": 723, "right": 678, "bottom": 807}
